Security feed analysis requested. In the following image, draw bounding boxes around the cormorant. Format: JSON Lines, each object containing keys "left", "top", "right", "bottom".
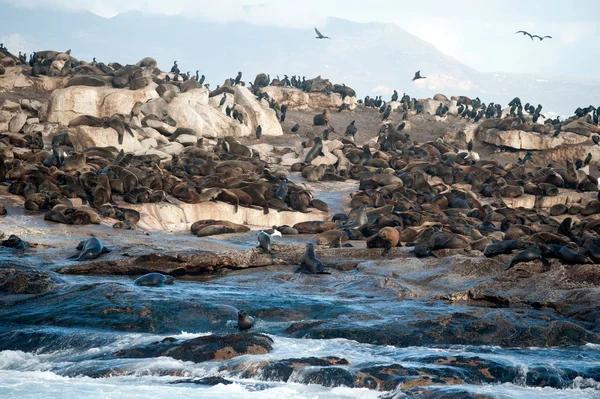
{"left": 391, "top": 90, "right": 398, "bottom": 102}
{"left": 314, "top": 28, "right": 330, "bottom": 39}
{"left": 345, "top": 120, "right": 357, "bottom": 137}
{"left": 396, "top": 122, "right": 405, "bottom": 131}
{"left": 198, "top": 74, "right": 205, "bottom": 85}
{"left": 291, "top": 124, "right": 300, "bottom": 133}
{"left": 412, "top": 71, "right": 426, "bottom": 81}
{"left": 219, "top": 95, "right": 227, "bottom": 106}
{"left": 467, "top": 139, "right": 473, "bottom": 152}
{"left": 593, "top": 135, "right": 600, "bottom": 145}
{"left": 532, "top": 35, "right": 552, "bottom": 41}
{"left": 584, "top": 153, "right": 593, "bottom": 166}
{"left": 255, "top": 125, "right": 262, "bottom": 140}
{"left": 235, "top": 71, "right": 242, "bottom": 85}
{"left": 382, "top": 105, "right": 391, "bottom": 120}
{"left": 170, "top": 61, "right": 180, "bottom": 74}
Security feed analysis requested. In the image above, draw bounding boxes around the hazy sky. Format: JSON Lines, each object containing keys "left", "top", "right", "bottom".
{"left": 2, "top": 0, "right": 598, "bottom": 79}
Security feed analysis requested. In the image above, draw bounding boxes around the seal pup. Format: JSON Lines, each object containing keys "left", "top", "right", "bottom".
{"left": 257, "top": 231, "right": 273, "bottom": 254}
{"left": 298, "top": 243, "right": 330, "bottom": 274}
{"left": 134, "top": 273, "right": 175, "bottom": 287}
{"left": 68, "top": 237, "right": 111, "bottom": 261}
{"left": 238, "top": 310, "right": 255, "bottom": 330}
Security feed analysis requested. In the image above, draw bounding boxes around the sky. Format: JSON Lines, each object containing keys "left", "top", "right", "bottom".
{"left": 2, "top": 0, "right": 598, "bottom": 79}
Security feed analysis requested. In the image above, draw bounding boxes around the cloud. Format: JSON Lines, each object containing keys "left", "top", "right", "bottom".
{"left": 371, "top": 85, "right": 392, "bottom": 95}
{"left": 557, "top": 22, "right": 596, "bottom": 45}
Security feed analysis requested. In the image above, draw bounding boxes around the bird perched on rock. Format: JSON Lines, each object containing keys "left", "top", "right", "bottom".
{"left": 391, "top": 90, "right": 398, "bottom": 102}
{"left": 593, "top": 135, "right": 600, "bottom": 145}
{"left": 255, "top": 125, "right": 262, "bottom": 140}
{"left": 396, "top": 121, "right": 405, "bottom": 131}
{"left": 345, "top": 120, "right": 357, "bottom": 137}
{"left": 291, "top": 124, "right": 300, "bottom": 133}
{"left": 382, "top": 105, "right": 392, "bottom": 120}
{"left": 219, "top": 95, "right": 227, "bottom": 106}
{"left": 170, "top": 61, "right": 180, "bottom": 74}
{"left": 467, "top": 139, "right": 473, "bottom": 152}
{"left": 584, "top": 153, "right": 593, "bottom": 166}
{"left": 412, "top": 71, "right": 426, "bottom": 81}
{"left": 235, "top": 71, "right": 242, "bottom": 85}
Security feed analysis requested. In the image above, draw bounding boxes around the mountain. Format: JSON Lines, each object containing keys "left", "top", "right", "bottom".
{"left": 1, "top": 5, "right": 598, "bottom": 115}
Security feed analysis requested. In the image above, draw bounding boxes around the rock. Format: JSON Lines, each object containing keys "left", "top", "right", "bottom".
{"left": 144, "top": 118, "right": 177, "bottom": 136}
{"left": 66, "top": 75, "right": 108, "bottom": 87}
{"left": 0, "top": 268, "right": 64, "bottom": 294}
{"left": 12, "top": 74, "right": 34, "bottom": 89}
{"left": 477, "top": 128, "right": 588, "bottom": 151}
{"left": 21, "top": 99, "right": 43, "bottom": 112}
{"left": 140, "top": 137, "right": 158, "bottom": 148}
{"left": 233, "top": 86, "right": 283, "bottom": 137}
{"left": 41, "top": 84, "right": 159, "bottom": 126}
{"left": 0, "top": 65, "right": 4, "bottom": 75}
{"left": 433, "top": 93, "right": 449, "bottom": 101}
{"left": 282, "top": 145, "right": 338, "bottom": 166}
{"left": 8, "top": 113, "right": 27, "bottom": 133}
{"left": 261, "top": 86, "right": 357, "bottom": 111}
{"left": 173, "top": 134, "right": 197, "bottom": 145}
{"left": 0, "top": 57, "right": 16, "bottom": 68}
{"left": 114, "top": 333, "right": 273, "bottom": 363}
{"left": 306, "top": 76, "right": 333, "bottom": 92}
{"left": 68, "top": 125, "right": 143, "bottom": 152}
{"left": 158, "top": 142, "right": 184, "bottom": 155}
{"left": 325, "top": 139, "right": 344, "bottom": 152}
{"left": 26, "top": 118, "right": 39, "bottom": 125}
{"left": 208, "top": 92, "right": 234, "bottom": 111}
{"left": 2, "top": 100, "right": 20, "bottom": 112}
{"left": 249, "top": 143, "right": 274, "bottom": 161}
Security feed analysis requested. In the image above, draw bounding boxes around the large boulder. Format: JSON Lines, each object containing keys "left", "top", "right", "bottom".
{"left": 68, "top": 125, "right": 143, "bottom": 152}
{"left": 233, "top": 86, "right": 282, "bottom": 137}
{"left": 306, "top": 76, "right": 333, "bottom": 92}
{"left": 420, "top": 98, "right": 459, "bottom": 116}
{"left": 260, "top": 87, "right": 357, "bottom": 111}
{"left": 562, "top": 119, "right": 600, "bottom": 137}
{"left": 41, "top": 84, "right": 159, "bottom": 125}
{"left": 281, "top": 143, "right": 338, "bottom": 166}
{"left": 477, "top": 128, "right": 588, "bottom": 150}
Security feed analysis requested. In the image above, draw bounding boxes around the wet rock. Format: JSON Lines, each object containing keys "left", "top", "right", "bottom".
{"left": 0, "top": 268, "right": 64, "bottom": 294}
{"left": 170, "top": 377, "right": 233, "bottom": 386}
{"left": 240, "top": 357, "right": 349, "bottom": 382}
{"left": 298, "top": 367, "right": 355, "bottom": 387}
{"left": 114, "top": 333, "right": 273, "bottom": 362}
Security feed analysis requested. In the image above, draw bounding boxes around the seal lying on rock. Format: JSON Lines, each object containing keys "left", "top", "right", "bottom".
{"left": 68, "top": 237, "right": 111, "bottom": 261}
{"left": 297, "top": 243, "right": 330, "bottom": 274}
{"left": 134, "top": 272, "right": 176, "bottom": 287}
{"left": 0, "top": 234, "right": 26, "bottom": 251}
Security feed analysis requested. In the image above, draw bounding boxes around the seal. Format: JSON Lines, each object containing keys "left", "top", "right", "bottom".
{"left": 484, "top": 240, "right": 529, "bottom": 257}
{"left": 134, "top": 272, "right": 176, "bottom": 287}
{"left": 305, "top": 137, "right": 325, "bottom": 163}
{"left": 0, "top": 234, "right": 26, "bottom": 250}
{"left": 378, "top": 227, "right": 401, "bottom": 256}
{"left": 238, "top": 310, "right": 255, "bottom": 331}
{"left": 257, "top": 231, "right": 273, "bottom": 254}
{"left": 299, "top": 242, "right": 329, "bottom": 274}
{"left": 558, "top": 246, "right": 592, "bottom": 265}
{"left": 506, "top": 246, "right": 549, "bottom": 271}
{"left": 316, "top": 230, "right": 348, "bottom": 247}
{"left": 195, "top": 225, "right": 237, "bottom": 237}
{"left": 68, "top": 237, "right": 111, "bottom": 261}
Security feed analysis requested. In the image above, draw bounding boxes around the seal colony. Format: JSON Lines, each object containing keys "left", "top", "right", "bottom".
{"left": 2, "top": 48, "right": 600, "bottom": 279}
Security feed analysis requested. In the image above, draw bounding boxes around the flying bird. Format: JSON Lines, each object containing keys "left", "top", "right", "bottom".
{"left": 515, "top": 30, "right": 534, "bottom": 40}
{"left": 314, "top": 28, "right": 330, "bottom": 39}
{"left": 412, "top": 71, "right": 426, "bottom": 81}
{"left": 532, "top": 35, "right": 552, "bottom": 41}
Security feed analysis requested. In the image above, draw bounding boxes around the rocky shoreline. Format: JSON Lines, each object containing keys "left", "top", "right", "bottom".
{"left": 2, "top": 51, "right": 600, "bottom": 398}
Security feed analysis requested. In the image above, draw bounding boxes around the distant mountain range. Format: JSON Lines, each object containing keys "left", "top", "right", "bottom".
{"left": 1, "top": 5, "right": 598, "bottom": 115}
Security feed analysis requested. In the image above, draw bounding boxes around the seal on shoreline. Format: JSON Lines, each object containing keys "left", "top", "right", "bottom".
{"left": 305, "top": 137, "right": 325, "bottom": 164}
{"left": 134, "top": 272, "right": 175, "bottom": 287}
{"left": 298, "top": 242, "right": 329, "bottom": 274}
{"left": 237, "top": 310, "right": 255, "bottom": 330}
{"left": 68, "top": 237, "right": 111, "bottom": 261}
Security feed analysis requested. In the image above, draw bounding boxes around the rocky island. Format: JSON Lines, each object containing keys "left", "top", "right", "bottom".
{"left": 1, "top": 48, "right": 600, "bottom": 399}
